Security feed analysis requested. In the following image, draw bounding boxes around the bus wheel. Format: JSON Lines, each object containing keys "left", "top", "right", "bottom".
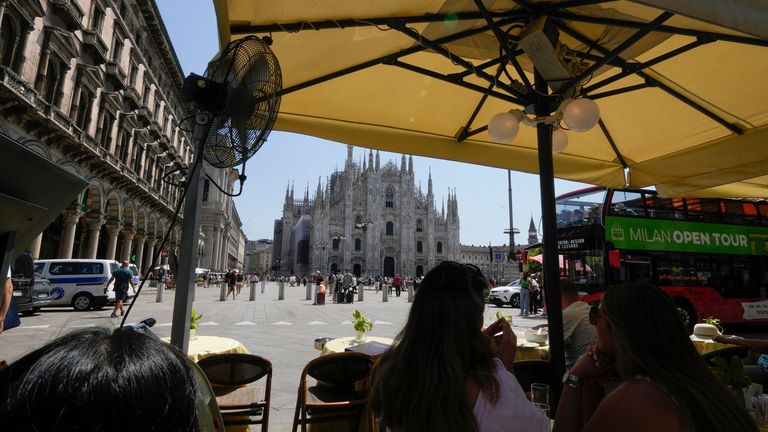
{"left": 674, "top": 298, "right": 696, "bottom": 333}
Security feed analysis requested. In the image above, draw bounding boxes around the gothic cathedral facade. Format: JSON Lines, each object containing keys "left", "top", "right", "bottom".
{"left": 272, "top": 146, "right": 460, "bottom": 277}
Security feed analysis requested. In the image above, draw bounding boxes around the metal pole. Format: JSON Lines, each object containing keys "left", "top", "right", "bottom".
{"left": 156, "top": 281, "right": 164, "bottom": 302}
{"left": 508, "top": 169, "right": 515, "bottom": 259}
{"left": 170, "top": 113, "right": 209, "bottom": 352}
{"left": 534, "top": 70, "right": 565, "bottom": 410}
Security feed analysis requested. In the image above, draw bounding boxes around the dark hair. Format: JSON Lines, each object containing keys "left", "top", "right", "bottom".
{"left": 602, "top": 283, "right": 756, "bottom": 432}
{"left": 370, "top": 261, "right": 497, "bottom": 432}
{"left": 316, "top": 275, "right": 324, "bottom": 283}
{"left": 560, "top": 277, "right": 579, "bottom": 296}
{"left": 0, "top": 327, "right": 199, "bottom": 431}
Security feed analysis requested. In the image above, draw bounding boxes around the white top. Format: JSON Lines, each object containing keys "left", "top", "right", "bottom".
{"left": 472, "top": 358, "right": 549, "bottom": 432}
{"left": 562, "top": 301, "right": 597, "bottom": 369}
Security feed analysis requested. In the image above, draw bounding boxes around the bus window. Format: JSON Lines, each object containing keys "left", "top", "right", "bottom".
{"left": 560, "top": 250, "right": 605, "bottom": 293}
{"left": 555, "top": 188, "right": 606, "bottom": 228}
{"left": 723, "top": 201, "right": 746, "bottom": 225}
{"left": 652, "top": 197, "right": 685, "bottom": 220}
{"left": 609, "top": 191, "right": 645, "bottom": 217}
{"left": 742, "top": 202, "right": 760, "bottom": 226}
{"left": 685, "top": 198, "right": 722, "bottom": 223}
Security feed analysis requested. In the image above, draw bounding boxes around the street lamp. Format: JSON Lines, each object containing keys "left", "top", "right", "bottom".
{"left": 317, "top": 241, "right": 329, "bottom": 274}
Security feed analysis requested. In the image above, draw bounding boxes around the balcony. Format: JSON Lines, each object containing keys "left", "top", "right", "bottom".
{"left": 50, "top": 0, "right": 84, "bottom": 32}
{"left": 0, "top": 66, "right": 38, "bottom": 107}
{"left": 136, "top": 105, "right": 151, "bottom": 124}
{"left": 81, "top": 29, "right": 108, "bottom": 65}
{"left": 123, "top": 86, "right": 140, "bottom": 109}
{"left": 104, "top": 61, "right": 126, "bottom": 90}
{"left": 148, "top": 120, "right": 162, "bottom": 139}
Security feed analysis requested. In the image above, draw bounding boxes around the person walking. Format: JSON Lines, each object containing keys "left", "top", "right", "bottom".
{"left": 393, "top": 274, "right": 402, "bottom": 297}
{"left": 225, "top": 270, "right": 236, "bottom": 300}
{"left": 519, "top": 272, "right": 530, "bottom": 317}
{"left": 529, "top": 275, "right": 540, "bottom": 315}
{"left": 316, "top": 275, "right": 327, "bottom": 305}
{"left": 260, "top": 271, "right": 267, "bottom": 294}
{"left": 235, "top": 271, "right": 244, "bottom": 295}
{"left": 104, "top": 261, "right": 136, "bottom": 318}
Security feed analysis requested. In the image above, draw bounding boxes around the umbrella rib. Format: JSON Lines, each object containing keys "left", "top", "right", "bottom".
{"left": 597, "top": 119, "right": 628, "bottom": 169}
{"left": 553, "top": 21, "right": 744, "bottom": 135}
{"left": 583, "top": 39, "right": 708, "bottom": 94}
{"left": 389, "top": 23, "right": 531, "bottom": 102}
{"left": 260, "top": 17, "right": 522, "bottom": 102}
{"left": 229, "top": 11, "right": 528, "bottom": 35}
{"left": 559, "top": 11, "right": 674, "bottom": 96}
{"left": 588, "top": 83, "right": 652, "bottom": 100}
{"left": 457, "top": 64, "right": 508, "bottom": 142}
{"left": 473, "top": 0, "right": 534, "bottom": 93}
{"left": 549, "top": 11, "right": 768, "bottom": 48}
{"left": 389, "top": 60, "right": 525, "bottom": 106}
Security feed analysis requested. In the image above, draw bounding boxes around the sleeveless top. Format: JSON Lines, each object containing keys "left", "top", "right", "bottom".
{"left": 472, "top": 358, "right": 549, "bottom": 432}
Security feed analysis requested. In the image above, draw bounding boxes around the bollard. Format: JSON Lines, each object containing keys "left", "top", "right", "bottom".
{"left": 219, "top": 282, "right": 227, "bottom": 301}
{"left": 249, "top": 282, "right": 256, "bottom": 301}
{"left": 358, "top": 284, "right": 364, "bottom": 302}
{"left": 278, "top": 280, "right": 285, "bottom": 300}
{"left": 156, "top": 282, "right": 165, "bottom": 302}
{"left": 305, "top": 282, "right": 312, "bottom": 301}
{"left": 408, "top": 283, "right": 414, "bottom": 302}
{"left": 382, "top": 284, "right": 388, "bottom": 302}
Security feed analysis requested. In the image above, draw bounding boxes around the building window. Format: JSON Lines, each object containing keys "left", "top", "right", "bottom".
{"left": 354, "top": 238, "right": 361, "bottom": 251}
{"left": 98, "top": 112, "right": 114, "bottom": 148}
{"left": 74, "top": 90, "right": 93, "bottom": 131}
{"left": 142, "top": 83, "right": 151, "bottom": 105}
{"left": 385, "top": 186, "right": 394, "bottom": 208}
{"left": 0, "top": 16, "right": 17, "bottom": 68}
{"left": 112, "top": 37, "right": 123, "bottom": 62}
{"left": 416, "top": 219, "right": 423, "bottom": 233}
{"left": 202, "top": 179, "right": 210, "bottom": 202}
{"left": 386, "top": 221, "right": 394, "bottom": 236}
{"left": 332, "top": 238, "right": 340, "bottom": 250}
{"left": 91, "top": 6, "right": 104, "bottom": 32}
{"left": 437, "top": 242, "right": 443, "bottom": 253}
{"left": 133, "top": 146, "right": 143, "bottom": 173}
{"left": 42, "top": 61, "right": 62, "bottom": 105}
{"left": 129, "top": 61, "right": 138, "bottom": 85}
{"left": 417, "top": 241, "right": 423, "bottom": 253}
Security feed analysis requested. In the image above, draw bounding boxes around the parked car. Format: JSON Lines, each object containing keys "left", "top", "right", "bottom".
{"left": 12, "top": 276, "right": 51, "bottom": 316}
{"left": 489, "top": 279, "right": 521, "bottom": 308}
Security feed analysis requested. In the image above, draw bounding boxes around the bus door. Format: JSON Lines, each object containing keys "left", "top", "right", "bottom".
{"left": 622, "top": 253, "right": 653, "bottom": 283}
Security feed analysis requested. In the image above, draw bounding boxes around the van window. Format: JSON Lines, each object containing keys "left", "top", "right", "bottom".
{"left": 110, "top": 263, "right": 119, "bottom": 274}
{"left": 128, "top": 265, "right": 139, "bottom": 276}
{"left": 49, "top": 262, "right": 104, "bottom": 275}
{"left": 34, "top": 263, "right": 45, "bottom": 274}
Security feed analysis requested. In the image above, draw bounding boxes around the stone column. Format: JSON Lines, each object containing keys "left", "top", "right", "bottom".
{"left": 133, "top": 233, "right": 146, "bottom": 274}
{"left": 58, "top": 210, "right": 82, "bottom": 259}
{"left": 143, "top": 236, "right": 157, "bottom": 274}
{"left": 120, "top": 228, "right": 135, "bottom": 262}
{"left": 104, "top": 223, "right": 121, "bottom": 260}
{"left": 212, "top": 226, "right": 222, "bottom": 270}
{"left": 29, "top": 233, "right": 42, "bottom": 259}
{"left": 85, "top": 217, "right": 104, "bottom": 259}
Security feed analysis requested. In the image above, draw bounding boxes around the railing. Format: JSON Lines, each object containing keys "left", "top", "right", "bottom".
{"left": 0, "top": 67, "right": 37, "bottom": 106}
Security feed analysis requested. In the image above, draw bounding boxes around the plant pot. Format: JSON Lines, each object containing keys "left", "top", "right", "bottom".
{"left": 355, "top": 330, "right": 366, "bottom": 343}
{"left": 190, "top": 328, "right": 197, "bottom": 341}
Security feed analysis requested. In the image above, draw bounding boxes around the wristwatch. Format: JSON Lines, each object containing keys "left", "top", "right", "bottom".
{"left": 562, "top": 371, "right": 581, "bottom": 388}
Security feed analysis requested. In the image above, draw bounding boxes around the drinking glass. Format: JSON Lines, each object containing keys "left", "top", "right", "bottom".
{"left": 531, "top": 383, "right": 550, "bottom": 405}
{"left": 534, "top": 403, "right": 551, "bottom": 431}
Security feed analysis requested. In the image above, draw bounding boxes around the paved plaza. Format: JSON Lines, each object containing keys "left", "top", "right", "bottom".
{"left": 0, "top": 281, "right": 546, "bottom": 431}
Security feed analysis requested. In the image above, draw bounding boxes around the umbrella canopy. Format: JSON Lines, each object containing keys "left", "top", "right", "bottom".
{"left": 214, "top": 0, "right": 768, "bottom": 197}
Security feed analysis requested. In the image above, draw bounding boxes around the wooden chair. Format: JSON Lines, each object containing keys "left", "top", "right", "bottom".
{"left": 197, "top": 353, "right": 272, "bottom": 432}
{"left": 292, "top": 352, "right": 374, "bottom": 432}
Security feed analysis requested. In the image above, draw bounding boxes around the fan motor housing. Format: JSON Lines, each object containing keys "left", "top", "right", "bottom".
{"left": 183, "top": 73, "right": 227, "bottom": 111}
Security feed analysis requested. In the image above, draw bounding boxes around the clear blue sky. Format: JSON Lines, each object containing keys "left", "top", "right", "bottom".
{"left": 155, "top": 0, "right": 590, "bottom": 247}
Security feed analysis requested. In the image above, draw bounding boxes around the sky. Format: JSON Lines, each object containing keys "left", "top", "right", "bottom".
{"left": 155, "top": 0, "right": 590, "bottom": 247}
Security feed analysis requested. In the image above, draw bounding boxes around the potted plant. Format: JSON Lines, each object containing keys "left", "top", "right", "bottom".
{"left": 352, "top": 309, "right": 373, "bottom": 342}
{"left": 711, "top": 355, "right": 751, "bottom": 408}
{"left": 190, "top": 309, "right": 203, "bottom": 341}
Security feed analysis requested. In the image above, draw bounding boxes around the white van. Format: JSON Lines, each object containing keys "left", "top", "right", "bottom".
{"left": 34, "top": 259, "right": 136, "bottom": 311}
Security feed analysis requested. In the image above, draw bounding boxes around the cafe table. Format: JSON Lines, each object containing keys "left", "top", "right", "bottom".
{"left": 320, "top": 336, "right": 394, "bottom": 356}
{"left": 161, "top": 335, "right": 249, "bottom": 362}
{"left": 689, "top": 334, "right": 737, "bottom": 355}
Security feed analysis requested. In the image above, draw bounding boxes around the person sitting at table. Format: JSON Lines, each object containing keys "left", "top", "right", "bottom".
{"left": 559, "top": 278, "right": 596, "bottom": 369}
{"left": 0, "top": 327, "right": 200, "bottom": 431}
{"left": 554, "top": 282, "right": 756, "bottom": 432}
{"left": 370, "top": 261, "right": 547, "bottom": 432}
{"left": 712, "top": 333, "right": 768, "bottom": 387}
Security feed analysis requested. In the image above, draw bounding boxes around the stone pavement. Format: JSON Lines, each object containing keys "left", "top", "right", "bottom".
{"left": 0, "top": 281, "right": 547, "bottom": 431}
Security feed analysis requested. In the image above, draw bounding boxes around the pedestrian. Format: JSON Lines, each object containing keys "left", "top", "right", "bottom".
{"left": 249, "top": 273, "right": 257, "bottom": 293}
{"left": 225, "top": 270, "right": 236, "bottom": 300}
{"left": 316, "top": 275, "right": 326, "bottom": 305}
{"left": 235, "top": 271, "right": 244, "bottom": 295}
{"left": 519, "top": 272, "right": 530, "bottom": 317}
{"left": 260, "top": 271, "right": 267, "bottom": 294}
{"left": 104, "top": 261, "right": 136, "bottom": 318}
{"left": 529, "top": 274, "right": 540, "bottom": 315}
{"left": 393, "top": 274, "right": 402, "bottom": 297}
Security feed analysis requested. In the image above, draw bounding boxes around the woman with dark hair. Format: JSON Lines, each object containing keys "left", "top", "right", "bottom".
{"left": 0, "top": 327, "right": 200, "bottom": 431}
{"left": 370, "top": 261, "right": 547, "bottom": 432}
{"left": 554, "top": 282, "right": 756, "bottom": 432}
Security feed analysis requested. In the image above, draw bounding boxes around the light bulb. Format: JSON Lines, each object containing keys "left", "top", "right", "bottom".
{"left": 562, "top": 98, "right": 600, "bottom": 132}
{"left": 553, "top": 128, "right": 568, "bottom": 154}
{"left": 488, "top": 112, "right": 520, "bottom": 143}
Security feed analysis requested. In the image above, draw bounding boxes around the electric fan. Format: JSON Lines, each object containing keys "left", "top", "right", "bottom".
{"left": 165, "top": 36, "right": 282, "bottom": 350}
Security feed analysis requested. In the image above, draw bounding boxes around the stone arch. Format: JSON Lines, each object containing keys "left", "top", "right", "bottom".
{"left": 104, "top": 192, "right": 121, "bottom": 221}
{"left": 122, "top": 201, "right": 135, "bottom": 228}
{"left": 147, "top": 217, "right": 157, "bottom": 237}
{"left": 135, "top": 209, "right": 147, "bottom": 233}
{"left": 21, "top": 139, "right": 52, "bottom": 160}
{"left": 55, "top": 158, "right": 81, "bottom": 176}
{"left": 82, "top": 181, "right": 104, "bottom": 215}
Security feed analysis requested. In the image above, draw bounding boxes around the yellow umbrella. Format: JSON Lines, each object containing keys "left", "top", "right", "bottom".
{"left": 212, "top": 0, "right": 768, "bottom": 404}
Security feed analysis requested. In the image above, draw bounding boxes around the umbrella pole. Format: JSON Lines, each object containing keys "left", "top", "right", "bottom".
{"left": 534, "top": 71, "right": 566, "bottom": 412}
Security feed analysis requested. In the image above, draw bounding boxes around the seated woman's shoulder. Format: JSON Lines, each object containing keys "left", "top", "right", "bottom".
{"left": 584, "top": 379, "right": 690, "bottom": 432}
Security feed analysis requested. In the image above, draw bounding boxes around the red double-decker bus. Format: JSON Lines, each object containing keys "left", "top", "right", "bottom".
{"left": 555, "top": 187, "right": 768, "bottom": 328}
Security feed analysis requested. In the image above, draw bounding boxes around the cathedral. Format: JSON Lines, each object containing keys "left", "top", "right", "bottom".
{"left": 272, "top": 146, "right": 460, "bottom": 277}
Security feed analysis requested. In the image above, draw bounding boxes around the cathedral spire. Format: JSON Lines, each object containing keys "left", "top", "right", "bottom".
{"left": 408, "top": 155, "right": 414, "bottom": 175}
{"left": 316, "top": 177, "right": 323, "bottom": 202}
{"left": 441, "top": 197, "right": 445, "bottom": 218}
{"left": 401, "top": 154, "right": 407, "bottom": 174}
{"left": 375, "top": 150, "right": 380, "bottom": 171}
{"left": 290, "top": 181, "right": 294, "bottom": 201}
{"left": 346, "top": 144, "right": 354, "bottom": 167}
{"left": 427, "top": 168, "right": 433, "bottom": 196}
{"left": 369, "top": 149, "right": 374, "bottom": 170}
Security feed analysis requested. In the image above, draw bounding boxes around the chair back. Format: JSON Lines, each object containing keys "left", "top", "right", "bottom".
{"left": 304, "top": 351, "right": 373, "bottom": 386}
{"left": 198, "top": 353, "right": 272, "bottom": 387}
